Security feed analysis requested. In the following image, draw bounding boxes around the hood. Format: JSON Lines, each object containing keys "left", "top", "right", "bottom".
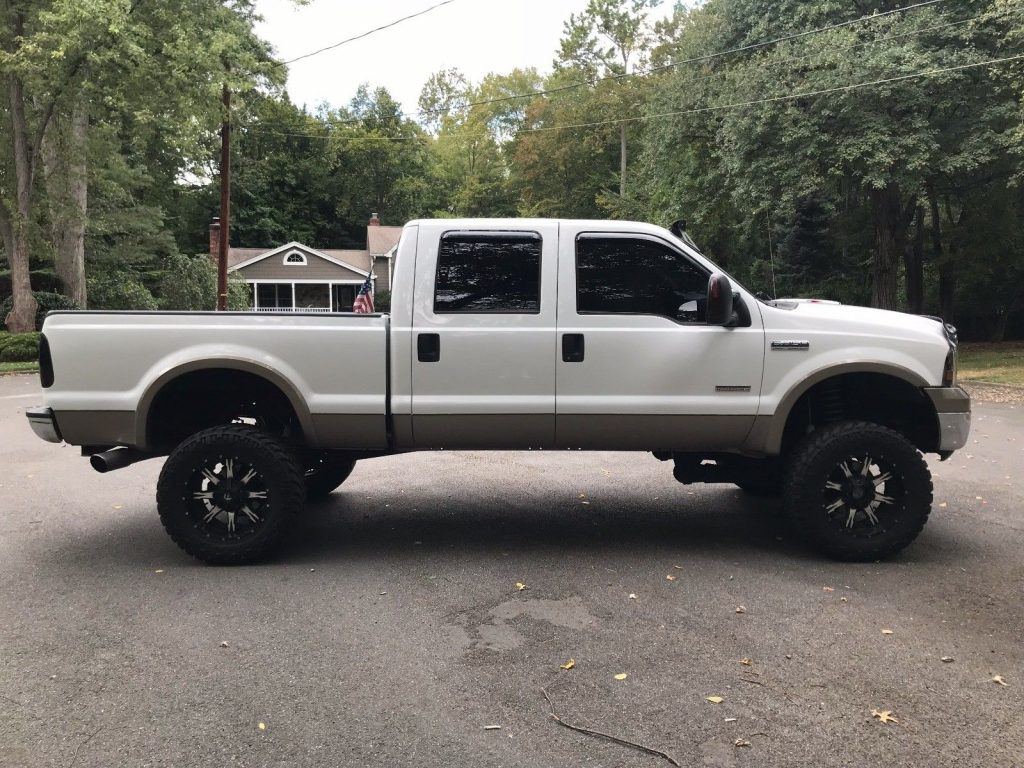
{"left": 764, "top": 299, "right": 950, "bottom": 345}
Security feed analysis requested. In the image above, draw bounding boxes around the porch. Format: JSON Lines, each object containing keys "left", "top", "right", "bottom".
{"left": 246, "top": 280, "right": 371, "bottom": 313}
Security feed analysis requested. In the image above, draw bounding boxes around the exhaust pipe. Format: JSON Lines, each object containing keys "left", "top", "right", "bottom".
{"left": 90, "top": 447, "right": 150, "bottom": 473}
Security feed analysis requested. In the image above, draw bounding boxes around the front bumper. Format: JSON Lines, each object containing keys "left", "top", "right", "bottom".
{"left": 923, "top": 386, "right": 971, "bottom": 452}
{"left": 26, "top": 407, "right": 62, "bottom": 443}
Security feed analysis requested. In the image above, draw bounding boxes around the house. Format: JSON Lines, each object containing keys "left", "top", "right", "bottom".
{"left": 210, "top": 213, "right": 402, "bottom": 312}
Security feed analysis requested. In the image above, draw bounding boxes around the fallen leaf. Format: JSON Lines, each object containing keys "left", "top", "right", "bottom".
{"left": 112, "top": 504, "right": 123, "bottom": 510}
{"left": 581, "top": 501, "right": 590, "bottom": 505}
{"left": 560, "top": 659, "right": 576, "bottom": 670}
{"left": 739, "top": 658, "right": 753, "bottom": 666}
{"left": 673, "top": 565, "right": 683, "bottom": 570}
{"left": 823, "top": 586, "right": 835, "bottom": 592}
{"left": 154, "top": 569, "right": 163, "bottom": 574}
{"left": 483, "top": 725, "right": 502, "bottom": 730}
{"left": 881, "top": 629, "right": 894, "bottom": 635}
{"left": 219, "top": 641, "right": 229, "bottom": 648}
{"left": 734, "top": 739, "right": 751, "bottom": 748}
{"left": 724, "top": 717, "right": 737, "bottom": 723}
{"left": 840, "top": 597, "right": 848, "bottom": 602}
{"left": 578, "top": 493, "right": 587, "bottom": 498}
{"left": 258, "top": 722, "right": 266, "bottom": 730}
{"left": 941, "top": 656, "right": 954, "bottom": 663}
{"left": 939, "top": 502, "right": 948, "bottom": 508}
{"left": 628, "top": 593, "right": 637, "bottom": 600}
{"left": 992, "top": 675, "right": 1008, "bottom": 686}
{"left": 515, "top": 582, "right": 527, "bottom": 591}
{"left": 706, "top": 696, "right": 724, "bottom": 704}
{"left": 871, "top": 709, "right": 898, "bottom": 724}
{"left": 614, "top": 673, "right": 628, "bottom": 680}
{"left": 735, "top": 606, "right": 747, "bottom": 614}
{"left": 666, "top": 574, "right": 677, "bottom": 581}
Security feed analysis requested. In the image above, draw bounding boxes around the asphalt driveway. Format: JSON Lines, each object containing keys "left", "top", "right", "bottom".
{"left": 1, "top": 372, "right": 1021, "bottom": 767}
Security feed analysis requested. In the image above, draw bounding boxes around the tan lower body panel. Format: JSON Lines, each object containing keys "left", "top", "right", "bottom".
{"left": 412, "top": 414, "right": 556, "bottom": 449}
{"left": 54, "top": 411, "right": 136, "bottom": 446}
{"left": 556, "top": 414, "right": 756, "bottom": 451}
{"left": 310, "top": 414, "right": 388, "bottom": 450}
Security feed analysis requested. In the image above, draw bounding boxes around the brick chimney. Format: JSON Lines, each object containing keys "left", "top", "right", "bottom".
{"left": 368, "top": 212, "right": 381, "bottom": 226}
{"left": 209, "top": 217, "right": 221, "bottom": 261}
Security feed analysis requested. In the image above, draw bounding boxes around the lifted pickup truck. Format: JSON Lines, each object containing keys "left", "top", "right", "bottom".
{"left": 27, "top": 218, "right": 969, "bottom": 564}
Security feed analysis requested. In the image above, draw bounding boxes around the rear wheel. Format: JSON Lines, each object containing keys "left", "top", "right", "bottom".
{"left": 156, "top": 425, "right": 305, "bottom": 564}
{"left": 303, "top": 453, "right": 356, "bottom": 500}
{"left": 783, "top": 421, "right": 932, "bottom": 561}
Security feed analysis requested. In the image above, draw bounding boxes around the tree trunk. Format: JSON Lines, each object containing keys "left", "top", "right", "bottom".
{"left": 619, "top": 123, "right": 627, "bottom": 198}
{"left": 926, "top": 189, "right": 955, "bottom": 322}
{"left": 991, "top": 311, "right": 1009, "bottom": 342}
{"left": 904, "top": 204, "right": 925, "bottom": 314}
{"left": 869, "top": 184, "right": 908, "bottom": 311}
{"left": 40, "top": 100, "right": 89, "bottom": 308}
{"left": 4, "top": 71, "right": 38, "bottom": 333}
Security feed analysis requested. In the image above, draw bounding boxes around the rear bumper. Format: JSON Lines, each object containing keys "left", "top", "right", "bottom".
{"left": 923, "top": 386, "right": 971, "bottom": 452}
{"left": 26, "top": 407, "right": 62, "bottom": 443}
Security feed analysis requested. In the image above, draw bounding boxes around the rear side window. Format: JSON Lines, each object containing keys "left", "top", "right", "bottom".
{"left": 576, "top": 236, "right": 709, "bottom": 323}
{"left": 434, "top": 233, "right": 541, "bottom": 313}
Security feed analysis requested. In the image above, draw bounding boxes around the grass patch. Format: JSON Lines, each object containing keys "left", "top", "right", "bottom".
{"left": 958, "top": 342, "right": 1024, "bottom": 386}
{"left": 0, "top": 361, "right": 39, "bottom": 374}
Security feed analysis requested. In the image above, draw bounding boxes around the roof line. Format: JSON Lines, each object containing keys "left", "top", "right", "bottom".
{"left": 228, "top": 241, "right": 371, "bottom": 276}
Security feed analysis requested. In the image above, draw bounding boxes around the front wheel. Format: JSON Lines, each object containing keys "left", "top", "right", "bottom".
{"left": 783, "top": 421, "right": 933, "bottom": 561}
{"left": 156, "top": 425, "right": 305, "bottom": 564}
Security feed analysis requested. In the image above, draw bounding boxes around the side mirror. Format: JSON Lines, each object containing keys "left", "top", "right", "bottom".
{"left": 706, "top": 273, "right": 733, "bottom": 325}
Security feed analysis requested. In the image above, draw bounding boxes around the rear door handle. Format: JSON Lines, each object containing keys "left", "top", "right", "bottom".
{"left": 417, "top": 333, "right": 440, "bottom": 362}
{"left": 562, "top": 333, "right": 584, "bottom": 363}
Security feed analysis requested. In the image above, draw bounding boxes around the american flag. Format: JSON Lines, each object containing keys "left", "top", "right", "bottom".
{"left": 353, "top": 272, "right": 374, "bottom": 313}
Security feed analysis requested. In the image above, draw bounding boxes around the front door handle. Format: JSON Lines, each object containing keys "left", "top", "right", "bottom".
{"left": 562, "top": 333, "right": 584, "bottom": 363}
{"left": 417, "top": 333, "right": 440, "bottom": 362}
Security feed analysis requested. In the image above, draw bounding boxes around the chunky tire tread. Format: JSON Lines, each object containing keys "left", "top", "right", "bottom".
{"left": 782, "top": 420, "right": 933, "bottom": 561}
{"left": 157, "top": 425, "right": 305, "bottom": 565}
{"left": 304, "top": 455, "right": 357, "bottom": 500}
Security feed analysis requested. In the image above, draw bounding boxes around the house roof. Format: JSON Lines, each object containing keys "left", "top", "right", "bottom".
{"left": 367, "top": 225, "right": 402, "bottom": 256}
{"left": 227, "top": 242, "right": 370, "bottom": 276}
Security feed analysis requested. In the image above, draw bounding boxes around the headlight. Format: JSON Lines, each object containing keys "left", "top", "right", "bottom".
{"left": 942, "top": 322, "right": 958, "bottom": 387}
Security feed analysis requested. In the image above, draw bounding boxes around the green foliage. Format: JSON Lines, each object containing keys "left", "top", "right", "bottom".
{"left": 155, "top": 254, "right": 250, "bottom": 311}
{"left": 374, "top": 290, "right": 391, "bottom": 313}
{"left": 0, "top": 332, "right": 41, "bottom": 362}
{"left": 0, "top": 293, "right": 79, "bottom": 331}
{"left": 87, "top": 272, "right": 159, "bottom": 311}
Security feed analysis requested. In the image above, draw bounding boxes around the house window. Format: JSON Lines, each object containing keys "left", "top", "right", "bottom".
{"left": 256, "top": 283, "right": 294, "bottom": 309}
{"left": 283, "top": 250, "right": 307, "bottom": 266}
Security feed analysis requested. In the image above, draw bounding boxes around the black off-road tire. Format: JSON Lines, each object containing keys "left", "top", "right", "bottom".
{"left": 782, "top": 420, "right": 933, "bottom": 561}
{"left": 304, "top": 453, "right": 357, "bottom": 500}
{"left": 156, "top": 425, "right": 305, "bottom": 564}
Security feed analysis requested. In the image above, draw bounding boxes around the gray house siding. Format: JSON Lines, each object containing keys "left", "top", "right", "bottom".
{"left": 238, "top": 252, "right": 366, "bottom": 281}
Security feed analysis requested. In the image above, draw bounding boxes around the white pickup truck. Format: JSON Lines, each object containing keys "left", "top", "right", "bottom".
{"left": 27, "top": 218, "right": 969, "bottom": 564}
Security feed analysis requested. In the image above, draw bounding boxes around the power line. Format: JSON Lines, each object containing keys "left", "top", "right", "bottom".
{"left": 515, "top": 52, "right": 1024, "bottom": 135}
{"left": 410, "top": 0, "right": 953, "bottom": 120}
{"left": 258, "top": 0, "right": 955, "bottom": 129}
{"left": 240, "top": 52, "right": 1024, "bottom": 142}
{"left": 279, "top": 0, "right": 456, "bottom": 66}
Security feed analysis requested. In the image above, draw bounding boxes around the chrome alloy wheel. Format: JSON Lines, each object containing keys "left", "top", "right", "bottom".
{"left": 821, "top": 454, "right": 904, "bottom": 537}
{"left": 185, "top": 456, "right": 270, "bottom": 539}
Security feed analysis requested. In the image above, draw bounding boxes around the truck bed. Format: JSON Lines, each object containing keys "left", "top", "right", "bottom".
{"left": 40, "top": 311, "right": 390, "bottom": 450}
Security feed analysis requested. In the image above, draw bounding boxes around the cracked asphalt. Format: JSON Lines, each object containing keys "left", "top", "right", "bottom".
{"left": 1, "top": 372, "right": 1022, "bottom": 767}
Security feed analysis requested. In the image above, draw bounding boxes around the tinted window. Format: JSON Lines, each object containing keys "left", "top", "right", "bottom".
{"left": 576, "top": 236, "right": 709, "bottom": 323}
{"left": 434, "top": 234, "right": 541, "bottom": 313}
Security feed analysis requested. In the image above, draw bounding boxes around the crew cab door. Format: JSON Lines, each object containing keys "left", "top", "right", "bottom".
{"left": 555, "top": 227, "right": 764, "bottom": 449}
{"left": 410, "top": 223, "right": 558, "bottom": 448}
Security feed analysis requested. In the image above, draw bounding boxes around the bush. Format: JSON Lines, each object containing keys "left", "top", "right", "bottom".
{"left": 0, "top": 331, "right": 41, "bottom": 362}
{"left": 1, "top": 292, "right": 80, "bottom": 331}
{"left": 88, "top": 271, "right": 159, "bottom": 311}
{"left": 374, "top": 290, "right": 391, "bottom": 312}
{"left": 158, "top": 253, "right": 250, "bottom": 311}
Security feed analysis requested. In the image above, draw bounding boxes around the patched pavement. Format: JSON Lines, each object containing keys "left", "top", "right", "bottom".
{"left": 1, "top": 373, "right": 1021, "bottom": 767}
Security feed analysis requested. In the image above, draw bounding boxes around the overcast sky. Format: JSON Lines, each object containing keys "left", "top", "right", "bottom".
{"left": 255, "top": 0, "right": 675, "bottom": 115}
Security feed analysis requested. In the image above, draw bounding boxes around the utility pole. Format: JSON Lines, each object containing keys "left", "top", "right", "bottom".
{"left": 217, "top": 83, "right": 231, "bottom": 311}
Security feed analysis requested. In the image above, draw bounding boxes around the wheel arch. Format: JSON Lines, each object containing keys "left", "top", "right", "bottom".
{"left": 137, "top": 358, "right": 317, "bottom": 450}
{"left": 752, "top": 363, "right": 933, "bottom": 456}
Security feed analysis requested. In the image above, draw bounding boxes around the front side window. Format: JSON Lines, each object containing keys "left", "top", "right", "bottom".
{"left": 576, "top": 236, "right": 709, "bottom": 323}
{"left": 434, "top": 233, "right": 541, "bottom": 313}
